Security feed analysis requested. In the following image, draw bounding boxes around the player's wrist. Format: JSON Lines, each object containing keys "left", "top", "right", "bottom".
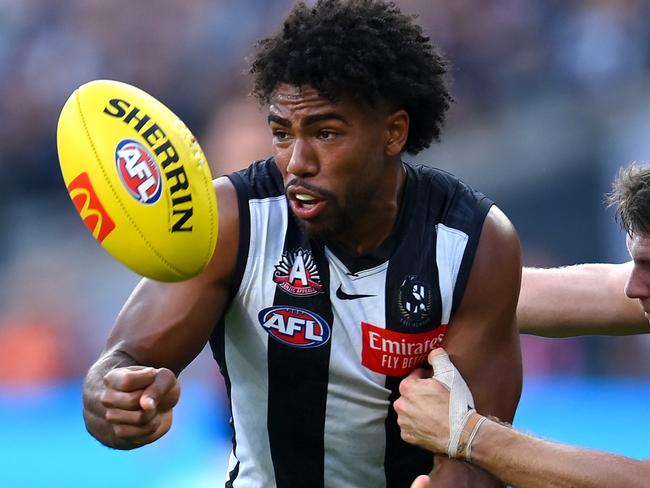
{"left": 453, "top": 412, "right": 486, "bottom": 461}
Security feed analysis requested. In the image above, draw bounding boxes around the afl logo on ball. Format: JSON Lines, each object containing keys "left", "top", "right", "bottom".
{"left": 258, "top": 306, "right": 331, "bottom": 348}
{"left": 115, "top": 139, "right": 163, "bottom": 204}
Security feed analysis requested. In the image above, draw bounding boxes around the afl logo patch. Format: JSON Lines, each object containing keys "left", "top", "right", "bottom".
{"left": 115, "top": 139, "right": 163, "bottom": 204}
{"left": 258, "top": 306, "right": 331, "bottom": 348}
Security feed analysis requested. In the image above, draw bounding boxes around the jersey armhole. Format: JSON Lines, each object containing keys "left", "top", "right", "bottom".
{"left": 451, "top": 197, "right": 494, "bottom": 315}
{"left": 226, "top": 172, "right": 252, "bottom": 300}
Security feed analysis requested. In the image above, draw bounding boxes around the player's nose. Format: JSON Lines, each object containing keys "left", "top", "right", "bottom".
{"left": 624, "top": 266, "right": 650, "bottom": 301}
{"left": 286, "top": 139, "right": 318, "bottom": 177}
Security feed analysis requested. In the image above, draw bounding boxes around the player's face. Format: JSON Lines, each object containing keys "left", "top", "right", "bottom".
{"left": 625, "top": 233, "right": 650, "bottom": 321}
{"left": 269, "top": 83, "right": 395, "bottom": 241}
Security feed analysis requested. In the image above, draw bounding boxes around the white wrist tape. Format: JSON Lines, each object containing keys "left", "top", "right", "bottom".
{"left": 429, "top": 351, "right": 476, "bottom": 458}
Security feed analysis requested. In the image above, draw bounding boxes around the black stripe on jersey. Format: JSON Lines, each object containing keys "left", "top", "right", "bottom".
{"left": 383, "top": 166, "right": 441, "bottom": 487}
{"left": 267, "top": 216, "right": 333, "bottom": 488}
{"left": 210, "top": 316, "right": 239, "bottom": 488}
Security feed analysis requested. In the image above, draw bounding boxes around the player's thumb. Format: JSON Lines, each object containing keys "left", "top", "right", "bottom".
{"left": 140, "top": 368, "right": 180, "bottom": 412}
{"left": 428, "top": 347, "right": 453, "bottom": 375}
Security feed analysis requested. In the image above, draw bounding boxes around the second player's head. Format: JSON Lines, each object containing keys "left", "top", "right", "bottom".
{"left": 609, "top": 164, "right": 650, "bottom": 313}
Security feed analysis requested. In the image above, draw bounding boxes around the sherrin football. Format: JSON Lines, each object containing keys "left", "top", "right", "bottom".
{"left": 57, "top": 80, "right": 218, "bottom": 281}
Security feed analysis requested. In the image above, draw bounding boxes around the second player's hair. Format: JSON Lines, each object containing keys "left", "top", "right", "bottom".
{"left": 608, "top": 163, "right": 650, "bottom": 236}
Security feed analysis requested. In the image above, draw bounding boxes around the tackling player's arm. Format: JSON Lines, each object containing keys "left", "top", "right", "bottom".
{"left": 423, "top": 206, "right": 522, "bottom": 486}
{"left": 468, "top": 415, "right": 650, "bottom": 488}
{"left": 401, "top": 349, "right": 650, "bottom": 488}
{"left": 82, "top": 176, "right": 239, "bottom": 450}
{"left": 518, "top": 262, "right": 648, "bottom": 337}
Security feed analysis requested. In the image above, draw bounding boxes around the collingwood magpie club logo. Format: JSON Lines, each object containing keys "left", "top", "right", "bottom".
{"left": 273, "top": 248, "right": 324, "bottom": 296}
{"left": 398, "top": 275, "right": 433, "bottom": 327}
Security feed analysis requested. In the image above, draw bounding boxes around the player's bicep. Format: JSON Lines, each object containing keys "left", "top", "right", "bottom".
{"left": 104, "top": 177, "right": 240, "bottom": 374}
{"left": 443, "top": 205, "right": 522, "bottom": 421}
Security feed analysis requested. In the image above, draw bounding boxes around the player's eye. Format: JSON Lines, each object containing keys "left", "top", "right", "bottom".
{"left": 318, "top": 130, "right": 337, "bottom": 140}
{"left": 272, "top": 130, "right": 290, "bottom": 141}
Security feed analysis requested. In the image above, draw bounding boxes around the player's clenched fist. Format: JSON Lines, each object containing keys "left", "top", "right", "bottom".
{"left": 83, "top": 361, "right": 180, "bottom": 450}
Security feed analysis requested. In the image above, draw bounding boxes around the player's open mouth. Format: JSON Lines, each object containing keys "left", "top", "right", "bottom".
{"left": 288, "top": 187, "right": 327, "bottom": 220}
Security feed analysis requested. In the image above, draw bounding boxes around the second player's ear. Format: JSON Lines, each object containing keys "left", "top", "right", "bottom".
{"left": 384, "top": 110, "right": 409, "bottom": 157}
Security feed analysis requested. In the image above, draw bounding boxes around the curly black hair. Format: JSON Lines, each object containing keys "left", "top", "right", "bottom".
{"left": 248, "top": 0, "right": 452, "bottom": 155}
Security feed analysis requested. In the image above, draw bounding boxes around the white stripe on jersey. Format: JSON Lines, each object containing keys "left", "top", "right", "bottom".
{"left": 435, "top": 223, "right": 469, "bottom": 325}
{"left": 226, "top": 196, "right": 288, "bottom": 488}
{"left": 324, "top": 249, "right": 391, "bottom": 488}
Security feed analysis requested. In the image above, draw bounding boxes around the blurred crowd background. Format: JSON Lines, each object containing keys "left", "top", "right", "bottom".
{"left": 1, "top": 0, "right": 650, "bottom": 485}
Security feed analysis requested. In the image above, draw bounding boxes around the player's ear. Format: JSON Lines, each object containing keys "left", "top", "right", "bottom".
{"left": 384, "top": 110, "right": 409, "bottom": 157}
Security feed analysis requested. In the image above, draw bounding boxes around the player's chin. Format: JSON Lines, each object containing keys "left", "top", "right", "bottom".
{"left": 295, "top": 215, "right": 337, "bottom": 241}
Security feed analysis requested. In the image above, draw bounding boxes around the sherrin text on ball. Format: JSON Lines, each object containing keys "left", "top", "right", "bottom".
{"left": 57, "top": 80, "right": 218, "bottom": 281}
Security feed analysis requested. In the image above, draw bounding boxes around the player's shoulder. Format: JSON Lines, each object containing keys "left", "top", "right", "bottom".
{"left": 481, "top": 205, "right": 519, "bottom": 249}
{"left": 469, "top": 205, "right": 521, "bottom": 291}
{"left": 406, "top": 162, "right": 465, "bottom": 188}
{"left": 406, "top": 162, "right": 487, "bottom": 204}
{"left": 405, "top": 162, "right": 494, "bottom": 235}
{"left": 226, "top": 157, "right": 284, "bottom": 199}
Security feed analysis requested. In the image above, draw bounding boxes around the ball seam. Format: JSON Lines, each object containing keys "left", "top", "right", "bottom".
{"left": 194, "top": 150, "right": 216, "bottom": 271}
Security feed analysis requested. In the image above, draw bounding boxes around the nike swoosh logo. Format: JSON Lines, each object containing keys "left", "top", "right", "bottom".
{"left": 336, "top": 284, "right": 376, "bottom": 300}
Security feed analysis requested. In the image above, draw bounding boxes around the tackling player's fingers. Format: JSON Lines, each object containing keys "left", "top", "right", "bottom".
{"left": 410, "top": 474, "right": 431, "bottom": 488}
{"left": 398, "top": 367, "right": 431, "bottom": 396}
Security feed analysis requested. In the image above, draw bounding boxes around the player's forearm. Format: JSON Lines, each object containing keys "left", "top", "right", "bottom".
{"left": 471, "top": 419, "right": 650, "bottom": 488}
{"left": 518, "top": 263, "right": 648, "bottom": 337}
{"left": 82, "top": 350, "right": 139, "bottom": 449}
{"left": 430, "top": 455, "right": 504, "bottom": 487}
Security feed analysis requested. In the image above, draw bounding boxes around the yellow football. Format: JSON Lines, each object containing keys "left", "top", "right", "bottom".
{"left": 56, "top": 80, "right": 218, "bottom": 281}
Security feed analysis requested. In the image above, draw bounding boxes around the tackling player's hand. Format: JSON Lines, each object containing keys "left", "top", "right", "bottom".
{"left": 409, "top": 474, "right": 431, "bottom": 488}
{"left": 395, "top": 351, "right": 452, "bottom": 454}
{"left": 100, "top": 366, "right": 180, "bottom": 448}
{"left": 395, "top": 348, "right": 480, "bottom": 457}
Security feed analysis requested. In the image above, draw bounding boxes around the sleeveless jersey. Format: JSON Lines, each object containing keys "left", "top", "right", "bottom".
{"left": 210, "top": 158, "right": 493, "bottom": 488}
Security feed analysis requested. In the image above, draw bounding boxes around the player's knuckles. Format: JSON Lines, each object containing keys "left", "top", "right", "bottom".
{"left": 399, "top": 427, "right": 415, "bottom": 444}
{"left": 393, "top": 397, "right": 405, "bottom": 414}
{"left": 398, "top": 377, "right": 413, "bottom": 396}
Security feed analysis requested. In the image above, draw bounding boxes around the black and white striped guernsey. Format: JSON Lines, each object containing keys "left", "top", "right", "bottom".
{"left": 210, "top": 158, "right": 493, "bottom": 488}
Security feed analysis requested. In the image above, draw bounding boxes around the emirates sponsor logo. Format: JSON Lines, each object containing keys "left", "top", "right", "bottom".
{"left": 361, "top": 322, "right": 448, "bottom": 376}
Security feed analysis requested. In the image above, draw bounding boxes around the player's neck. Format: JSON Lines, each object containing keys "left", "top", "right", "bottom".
{"left": 333, "top": 162, "right": 406, "bottom": 257}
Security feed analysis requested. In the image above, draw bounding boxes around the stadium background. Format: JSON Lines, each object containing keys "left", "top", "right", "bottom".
{"left": 1, "top": 0, "right": 649, "bottom": 486}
